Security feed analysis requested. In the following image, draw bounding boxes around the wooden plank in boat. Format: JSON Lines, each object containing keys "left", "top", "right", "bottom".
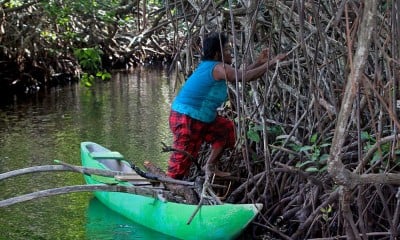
{"left": 115, "top": 174, "right": 158, "bottom": 182}
{"left": 90, "top": 151, "right": 124, "bottom": 160}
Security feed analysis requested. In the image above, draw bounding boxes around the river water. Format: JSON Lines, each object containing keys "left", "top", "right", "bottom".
{"left": 0, "top": 67, "right": 179, "bottom": 239}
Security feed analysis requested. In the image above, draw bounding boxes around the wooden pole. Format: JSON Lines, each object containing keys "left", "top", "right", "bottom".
{"left": 0, "top": 184, "right": 174, "bottom": 207}
{"left": 0, "top": 165, "right": 117, "bottom": 181}
{"left": 0, "top": 163, "right": 193, "bottom": 186}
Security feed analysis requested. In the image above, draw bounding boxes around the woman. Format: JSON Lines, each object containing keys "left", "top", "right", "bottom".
{"left": 167, "top": 32, "right": 286, "bottom": 180}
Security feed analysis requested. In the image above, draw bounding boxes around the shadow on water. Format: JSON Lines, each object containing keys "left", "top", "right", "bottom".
{"left": 86, "top": 197, "right": 178, "bottom": 240}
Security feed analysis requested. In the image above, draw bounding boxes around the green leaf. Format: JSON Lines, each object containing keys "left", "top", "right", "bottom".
{"left": 268, "top": 126, "right": 282, "bottom": 135}
{"left": 310, "top": 133, "right": 318, "bottom": 144}
{"left": 305, "top": 167, "right": 319, "bottom": 172}
{"left": 299, "top": 145, "right": 313, "bottom": 152}
{"left": 288, "top": 143, "right": 302, "bottom": 152}
{"left": 361, "top": 131, "right": 370, "bottom": 140}
{"left": 297, "top": 160, "right": 314, "bottom": 168}
{"left": 252, "top": 124, "right": 264, "bottom": 132}
{"left": 319, "top": 165, "right": 328, "bottom": 173}
{"left": 247, "top": 129, "right": 260, "bottom": 143}
{"left": 371, "top": 152, "right": 381, "bottom": 164}
{"left": 320, "top": 143, "right": 331, "bottom": 148}
{"left": 319, "top": 154, "right": 330, "bottom": 161}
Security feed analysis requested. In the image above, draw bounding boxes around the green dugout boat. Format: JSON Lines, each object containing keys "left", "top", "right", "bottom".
{"left": 81, "top": 141, "right": 263, "bottom": 240}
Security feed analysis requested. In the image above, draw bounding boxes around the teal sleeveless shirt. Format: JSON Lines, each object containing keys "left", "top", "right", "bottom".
{"left": 171, "top": 60, "right": 227, "bottom": 123}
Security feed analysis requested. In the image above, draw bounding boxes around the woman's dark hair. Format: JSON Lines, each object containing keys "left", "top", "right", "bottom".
{"left": 201, "top": 32, "right": 228, "bottom": 60}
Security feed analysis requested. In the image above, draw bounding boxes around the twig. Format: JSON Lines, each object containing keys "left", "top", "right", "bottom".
{"left": 186, "top": 198, "right": 204, "bottom": 225}
{"left": 160, "top": 142, "right": 201, "bottom": 171}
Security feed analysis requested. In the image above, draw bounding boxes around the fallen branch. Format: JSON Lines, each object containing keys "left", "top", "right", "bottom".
{"left": 143, "top": 161, "right": 198, "bottom": 204}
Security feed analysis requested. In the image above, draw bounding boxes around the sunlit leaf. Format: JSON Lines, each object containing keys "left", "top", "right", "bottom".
{"left": 305, "top": 167, "right": 319, "bottom": 172}
{"left": 310, "top": 133, "right": 318, "bottom": 144}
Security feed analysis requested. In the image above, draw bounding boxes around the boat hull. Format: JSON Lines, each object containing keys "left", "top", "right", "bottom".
{"left": 81, "top": 141, "right": 262, "bottom": 240}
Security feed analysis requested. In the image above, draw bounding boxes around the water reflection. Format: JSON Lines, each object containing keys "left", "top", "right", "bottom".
{"left": 86, "top": 198, "right": 178, "bottom": 240}
{"left": 0, "top": 67, "right": 177, "bottom": 239}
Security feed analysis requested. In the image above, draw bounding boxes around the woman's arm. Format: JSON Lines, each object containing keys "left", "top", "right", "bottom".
{"left": 245, "top": 48, "right": 270, "bottom": 70}
{"left": 214, "top": 52, "right": 287, "bottom": 82}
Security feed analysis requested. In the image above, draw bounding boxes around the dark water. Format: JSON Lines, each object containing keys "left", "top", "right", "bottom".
{"left": 0, "top": 67, "right": 179, "bottom": 239}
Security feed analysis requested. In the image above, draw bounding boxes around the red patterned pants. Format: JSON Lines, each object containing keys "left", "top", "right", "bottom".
{"left": 166, "top": 110, "right": 235, "bottom": 179}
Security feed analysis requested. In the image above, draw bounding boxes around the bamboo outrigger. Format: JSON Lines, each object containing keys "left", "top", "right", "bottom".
{"left": 0, "top": 142, "right": 263, "bottom": 240}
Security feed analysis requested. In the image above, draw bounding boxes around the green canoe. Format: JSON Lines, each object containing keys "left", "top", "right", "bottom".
{"left": 81, "top": 141, "right": 263, "bottom": 240}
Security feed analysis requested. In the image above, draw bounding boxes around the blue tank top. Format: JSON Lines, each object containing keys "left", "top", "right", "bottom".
{"left": 171, "top": 60, "right": 227, "bottom": 123}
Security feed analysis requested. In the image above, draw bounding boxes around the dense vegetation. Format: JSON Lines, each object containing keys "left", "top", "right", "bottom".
{"left": 2, "top": 0, "right": 400, "bottom": 239}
